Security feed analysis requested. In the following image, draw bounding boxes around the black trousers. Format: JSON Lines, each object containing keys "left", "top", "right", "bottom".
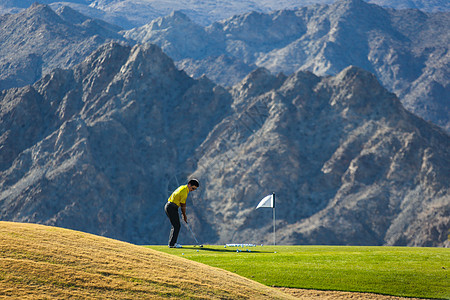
{"left": 164, "top": 202, "right": 180, "bottom": 246}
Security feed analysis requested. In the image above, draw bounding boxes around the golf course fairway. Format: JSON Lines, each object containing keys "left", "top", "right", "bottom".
{"left": 1, "top": 221, "right": 448, "bottom": 299}
{"left": 148, "top": 245, "right": 449, "bottom": 299}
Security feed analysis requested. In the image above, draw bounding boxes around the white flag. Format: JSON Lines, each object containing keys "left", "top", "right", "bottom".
{"left": 256, "top": 194, "right": 273, "bottom": 209}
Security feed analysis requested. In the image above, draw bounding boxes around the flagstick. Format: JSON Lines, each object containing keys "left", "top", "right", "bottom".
{"left": 255, "top": 193, "right": 277, "bottom": 246}
{"left": 273, "top": 192, "right": 276, "bottom": 246}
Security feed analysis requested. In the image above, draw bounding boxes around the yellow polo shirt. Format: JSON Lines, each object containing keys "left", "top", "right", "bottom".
{"left": 168, "top": 185, "right": 189, "bottom": 207}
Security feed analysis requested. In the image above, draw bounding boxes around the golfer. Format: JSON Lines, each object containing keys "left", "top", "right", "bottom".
{"left": 164, "top": 179, "right": 199, "bottom": 248}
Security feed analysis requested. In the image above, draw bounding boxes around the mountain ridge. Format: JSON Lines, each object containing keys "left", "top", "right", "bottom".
{"left": 1, "top": 42, "right": 232, "bottom": 244}
{"left": 3, "top": 41, "right": 447, "bottom": 247}
{"left": 1, "top": 0, "right": 449, "bottom": 29}
{"left": 191, "top": 65, "right": 449, "bottom": 246}
{"left": 123, "top": 0, "right": 449, "bottom": 132}
{"left": 0, "top": 3, "right": 127, "bottom": 90}
{"left": 1, "top": 2, "right": 448, "bottom": 133}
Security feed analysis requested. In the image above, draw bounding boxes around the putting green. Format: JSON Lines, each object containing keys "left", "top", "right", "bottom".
{"left": 148, "top": 245, "right": 450, "bottom": 299}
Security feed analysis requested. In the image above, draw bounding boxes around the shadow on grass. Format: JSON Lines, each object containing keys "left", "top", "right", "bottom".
{"left": 181, "top": 246, "right": 273, "bottom": 253}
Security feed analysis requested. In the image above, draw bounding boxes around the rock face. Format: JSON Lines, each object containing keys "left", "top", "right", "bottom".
{"left": 193, "top": 67, "right": 449, "bottom": 247}
{"left": 1, "top": 42, "right": 448, "bottom": 246}
{"left": 0, "top": 3, "right": 126, "bottom": 90}
{"left": 0, "top": 42, "right": 232, "bottom": 244}
{"left": 3, "top": 2, "right": 447, "bottom": 132}
{"left": 123, "top": 0, "right": 450, "bottom": 133}
{"left": 1, "top": 0, "right": 448, "bottom": 29}
{"left": 372, "top": 0, "right": 450, "bottom": 12}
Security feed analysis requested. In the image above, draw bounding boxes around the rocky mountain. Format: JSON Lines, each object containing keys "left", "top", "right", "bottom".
{"left": 1, "top": 0, "right": 449, "bottom": 29}
{"left": 1, "top": 42, "right": 448, "bottom": 247}
{"left": 0, "top": 3, "right": 126, "bottom": 90}
{"left": 0, "top": 42, "right": 231, "bottom": 244}
{"left": 373, "top": 0, "right": 450, "bottom": 12}
{"left": 123, "top": 0, "right": 450, "bottom": 133}
{"left": 1, "top": 2, "right": 447, "bottom": 133}
{"left": 192, "top": 67, "right": 449, "bottom": 247}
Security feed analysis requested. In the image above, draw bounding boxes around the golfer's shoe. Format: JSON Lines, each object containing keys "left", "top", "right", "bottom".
{"left": 169, "top": 243, "right": 183, "bottom": 248}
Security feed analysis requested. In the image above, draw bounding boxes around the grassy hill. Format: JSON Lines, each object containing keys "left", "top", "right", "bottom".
{"left": 0, "top": 222, "right": 294, "bottom": 299}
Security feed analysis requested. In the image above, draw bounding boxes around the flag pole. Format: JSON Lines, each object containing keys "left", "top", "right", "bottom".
{"left": 255, "top": 193, "right": 276, "bottom": 245}
{"left": 273, "top": 192, "right": 276, "bottom": 246}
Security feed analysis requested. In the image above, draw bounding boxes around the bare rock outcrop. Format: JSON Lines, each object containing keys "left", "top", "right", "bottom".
{"left": 0, "top": 42, "right": 448, "bottom": 246}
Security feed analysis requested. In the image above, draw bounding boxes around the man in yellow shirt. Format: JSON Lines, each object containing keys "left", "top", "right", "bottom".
{"left": 164, "top": 179, "right": 199, "bottom": 248}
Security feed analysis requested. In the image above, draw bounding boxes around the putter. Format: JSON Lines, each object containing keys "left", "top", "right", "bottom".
{"left": 185, "top": 221, "right": 203, "bottom": 247}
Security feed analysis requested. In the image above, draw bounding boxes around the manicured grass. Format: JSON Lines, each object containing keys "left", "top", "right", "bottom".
{"left": 148, "top": 245, "right": 450, "bottom": 299}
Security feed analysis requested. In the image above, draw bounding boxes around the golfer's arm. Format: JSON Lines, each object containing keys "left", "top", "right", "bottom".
{"left": 180, "top": 203, "right": 187, "bottom": 221}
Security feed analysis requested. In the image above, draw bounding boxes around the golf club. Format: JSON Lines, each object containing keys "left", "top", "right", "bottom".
{"left": 185, "top": 221, "right": 203, "bottom": 247}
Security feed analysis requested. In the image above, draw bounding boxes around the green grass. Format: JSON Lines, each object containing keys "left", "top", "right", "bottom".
{"left": 147, "top": 245, "right": 450, "bottom": 299}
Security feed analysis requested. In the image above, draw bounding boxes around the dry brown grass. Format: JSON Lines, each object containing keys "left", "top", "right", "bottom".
{"left": 0, "top": 221, "right": 295, "bottom": 299}
{"left": 278, "top": 288, "right": 426, "bottom": 300}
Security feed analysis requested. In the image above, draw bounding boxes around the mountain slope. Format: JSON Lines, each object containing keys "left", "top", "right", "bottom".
{"left": 0, "top": 42, "right": 231, "bottom": 244}
{"left": 0, "top": 3, "right": 126, "bottom": 90}
{"left": 1, "top": 0, "right": 448, "bottom": 29}
{"left": 1, "top": 2, "right": 447, "bottom": 132}
{"left": 0, "top": 221, "right": 294, "bottom": 299}
{"left": 123, "top": 0, "right": 450, "bottom": 132}
{"left": 190, "top": 66, "right": 449, "bottom": 246}
{"left": 1, "top": 41, "right": 447, "bottom": 247}
{"left": 372, "top": 0, "right": 450, "bottom": 12}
